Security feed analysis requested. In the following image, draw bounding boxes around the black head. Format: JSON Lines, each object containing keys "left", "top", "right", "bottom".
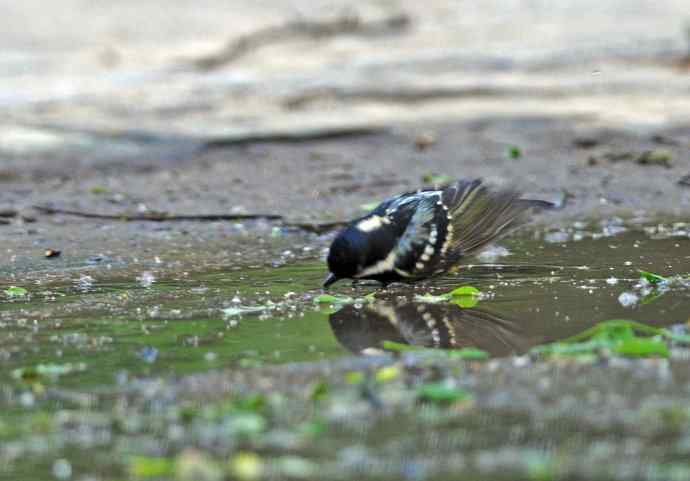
{"left": 324, "top": 228, "right": 369, "bottom": 287}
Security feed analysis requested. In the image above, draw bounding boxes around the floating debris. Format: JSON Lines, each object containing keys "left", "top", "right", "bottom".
{"left": 44, "top": 248, "right": 61, "bottom": 258}
{"left": 4, "top": 286, "right": 28, "bottom": 297}
{"left": 508, "top": 146, "right": 522, "bottom": 159}
{"left": 414, "top": 132, "right": 437, "bottom": 150}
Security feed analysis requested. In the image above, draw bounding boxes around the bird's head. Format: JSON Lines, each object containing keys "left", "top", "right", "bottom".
{"left": 324, "top": 228, "right": 369, "bottom": 287}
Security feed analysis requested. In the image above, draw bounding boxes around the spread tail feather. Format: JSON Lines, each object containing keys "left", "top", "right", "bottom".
{"left": 442, "top": 179, "right": 550, "bottom": 258}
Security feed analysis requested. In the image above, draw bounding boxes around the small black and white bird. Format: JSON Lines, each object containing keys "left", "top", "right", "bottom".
{"left": 329, "top": 301, "right": 526, "bottom": 356}
{"left": 324, "top": 178, "right": 551, "bottom": 287}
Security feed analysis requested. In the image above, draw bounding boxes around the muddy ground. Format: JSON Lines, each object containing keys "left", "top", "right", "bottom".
{"left": 1, "top": 1, "right": 690, "bottom": 480}
{"left": 2, "top": 0, "right": 690, "bottom": 280}
{"left": 2, "top": 117, "right": 689, "bottom": 282}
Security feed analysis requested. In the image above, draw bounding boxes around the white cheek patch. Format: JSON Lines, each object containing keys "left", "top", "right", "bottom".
{"left": 356, "top": 215, "right": 385, "bottom": 232}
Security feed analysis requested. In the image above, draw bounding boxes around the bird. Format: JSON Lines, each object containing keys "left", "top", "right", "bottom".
{"left": 323, "top": 178, "right": 551, "bottom": 287}
{"left": 329, "top": 300, "right": 527, "bottom": 357}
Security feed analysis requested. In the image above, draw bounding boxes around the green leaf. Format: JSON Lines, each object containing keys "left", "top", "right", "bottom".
{"left": 414, "top": 293, "right": 451, "bottom": 303}
{"left": 417, "top": 382, "right": 472, "bottom": 404}
{"left": 447, "top": 348, "right": 490, "bottom": 360}
{"left": 530, "top": 340, "right": 602, "bottom": 357}
{"left": 613, "top": 338, "right": 669, "bottom": 357}
{"left": 415, "top": 286, "right": 481, "bottom": 307}
{"left": 12, "top": 363, "right": 87, "bottom": 383}
{"left": 374, "top": 366, "right": 400, "bottom": 383}
{"left": 313, "top": 294, "right": 353, "bottom": 304}
{"left": 532, "top": 319, "right": 672, "bottom": 359}
{"left": 4, "top": 286, "right": 28, "bottom": 298}
{"left": 204, "top": 394, "right": 266, "bottom": 419}
{"left": 309, "top": 380, "right": 329, "bottom": 402}
{"left": 345, "top": 371, "right": 365, "bottom": 384}
{"left": 231, "top": 413, "right": 267, "bottom": 436}
{"left": 230, "top": 452, "right": 263, "bottom": 481}
{"left": 88, "top": 185, "right": 110, "bottom": 195}
{"left": 129, "top": 456, "right": 174, "bottom": 479}
{"left": 231, "top": 394, "right": 266, "bottom": 413}
{"left": 298, "top": 420, "right": 326, "bottom": 437}
{"left": 448, "top": 285, "right": 481, "bottom": 307}
{"left": 449, "top": 286, "right": 481, "bottom": 297}
{"left": 563, "top": 319, "right": 663, "bottom": 343}
{"left": 508, "top": 146, "right": 522, "bottom": 159}
{"left": 382, "top": 340, "right": 420, "bottom": 352}
{"left": 639, "top": 270, "right": 668, "bottom": 285}
{"left": 450, "top": 296, "right": 479, "bottom": 308}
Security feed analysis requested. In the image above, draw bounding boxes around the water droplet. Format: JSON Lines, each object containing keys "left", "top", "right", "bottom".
{"left": 618, "top": 291, "right": 639, "bottom": 307}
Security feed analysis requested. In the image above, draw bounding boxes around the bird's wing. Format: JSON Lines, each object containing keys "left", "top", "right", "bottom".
{"left": 369, "top": 190, "right": 441, "bottom": 216}
{"left": 439, "top": 179, "right": 549, "bottom": 266}
{"left": 392, "top": 193, "right": 447, "bottom": 276}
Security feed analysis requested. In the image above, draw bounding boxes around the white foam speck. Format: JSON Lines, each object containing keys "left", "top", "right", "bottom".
{"left": 618, "top": 291, "right": 639, "bottom": 307}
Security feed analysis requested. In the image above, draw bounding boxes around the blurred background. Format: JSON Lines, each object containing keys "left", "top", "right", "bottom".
{"left": 1, "top": 0, "right": 689, "bottom": 223}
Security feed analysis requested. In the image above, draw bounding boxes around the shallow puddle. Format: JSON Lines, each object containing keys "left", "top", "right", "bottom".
{"left": 1, "top": 222, "right": 688, "bottom": 390}
{"left": 1, "top": 221, "right": 690, "bottom": 481}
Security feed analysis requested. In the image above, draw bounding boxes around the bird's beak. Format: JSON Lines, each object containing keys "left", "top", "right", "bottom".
{"left": 323, "top": 272, "right": 338, "bottom": 288}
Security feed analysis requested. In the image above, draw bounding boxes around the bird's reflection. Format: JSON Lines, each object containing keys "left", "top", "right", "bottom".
{"left": 330, "top": 300, "right": 528, "bottom": 357}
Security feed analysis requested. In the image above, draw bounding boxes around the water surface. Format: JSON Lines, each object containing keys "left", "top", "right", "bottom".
{"left": 1, "top": 224, "right": 688, "bottom": 390}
